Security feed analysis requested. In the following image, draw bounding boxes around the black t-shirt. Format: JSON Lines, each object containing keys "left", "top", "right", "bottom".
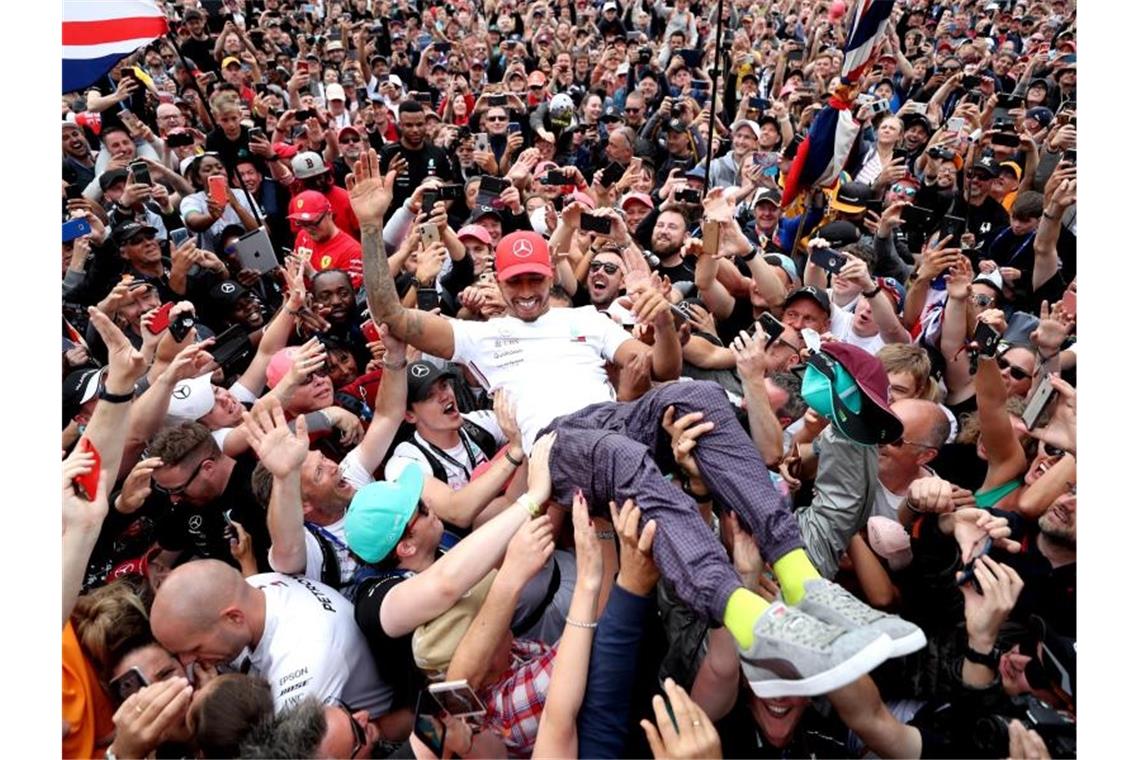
{"left": 716, "top": 295, "right": 756, "bottom": 347}
{"left": 716, "top": 691, "right": 852, "bottom": 758}
{"left": 156, "top": 455, "right": 272, "bottom": 572}
{"left": 653, "top": 257, "right": 695, "bottom": 285}
{"left": 353, "top": 574, "right": 423, "bottom": 709}
{"left": 180, "top": 36, "right": 218, "bottom": 74}
{"left": 957, "top": 194, "right": 1010, "bottom": 249}
{"left": 378, "top": 142, "right": 458, "bottom": 220}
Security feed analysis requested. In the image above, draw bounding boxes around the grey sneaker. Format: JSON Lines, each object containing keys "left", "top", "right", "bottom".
{"left": 740, "top": 601, "right": 893, "bottom": 698}
{"left": 798, "top": 578, "right": 927, "bottom": 657}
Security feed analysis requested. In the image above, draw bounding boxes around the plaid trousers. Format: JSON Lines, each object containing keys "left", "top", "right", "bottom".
{"left": 542, "top": 380, "right": 804, "bottom": 623}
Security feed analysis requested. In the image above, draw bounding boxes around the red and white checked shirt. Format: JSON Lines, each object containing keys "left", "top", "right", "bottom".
{"left": 478, "top": 639, "right": 558, "bottom": 757}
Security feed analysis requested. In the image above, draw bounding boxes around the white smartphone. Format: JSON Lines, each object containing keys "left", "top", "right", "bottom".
{"left": 474, "top": 132, "right": 490, "bottom": 152}
{"left": 947, "top": 116, "right": 966, "bottom": 133}
{"left": 428, "top": 680, "right": 486, "bottom": 719}
{"left": 869, "top": 99, "right": 892, "bottom": 115}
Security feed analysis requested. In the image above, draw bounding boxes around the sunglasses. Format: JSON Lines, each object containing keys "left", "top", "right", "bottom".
{"left": 332, "top": 699, "right": 366, "bottom": 758}
{"left": 485, "top": 115, "right": 507, "bottom": 121}
{"left": 589, "top": 261, "right": 620, "bottom": 275}
{"left": 340, "top": 136, "right": 362, "bottom": 143}
{"left": 295, "top": 212, "right": 327, "bottom": 229}
{"left": 883, "top": 438, "right": 940, "bottom": 451}
{"left": 997, "top": 356, "right": 1033, "bottom": 381}
{"left": 972, "top": 293, "right": 994, "bottom": 307}
{"left": 890, "top": 184, "right": 917, "bottom": 197}
{"left": 152, "top": 456, "right": 213, "bottom": 497}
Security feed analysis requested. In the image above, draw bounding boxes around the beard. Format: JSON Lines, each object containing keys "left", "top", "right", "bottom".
{"left": 653, "top": 237, "right": 683, "bottom": 260}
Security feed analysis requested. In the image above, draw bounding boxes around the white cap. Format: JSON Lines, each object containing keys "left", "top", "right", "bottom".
{"left": 291, "top": 151, "right": 329, "bottom": 179}
{"left": 972, "top": 269, "right": 1004, "bottom": 291}
{"left": 729, "top": 119, "right": 762, "bottom": 141}
{"left": 866, "top": 516, "right": 914, "bottom": 571}
{"left": 325, "top": 83, "right": 346, "bottom": 101}
{"left": 603, "top": 1, "right": 619, "bottom": 10}
{"left": 166, "top": 374, "right": 217, "bottom": 425}
{"left": 388, "top": 73, "right": 404, "bottom": 89}
{"left": 326, "top": 40, "right": 345, "bottom": 52}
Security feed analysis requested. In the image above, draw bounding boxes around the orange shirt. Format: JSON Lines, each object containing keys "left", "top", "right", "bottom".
{"left": 63, "top": 621, "right": 115, "bottom": 759}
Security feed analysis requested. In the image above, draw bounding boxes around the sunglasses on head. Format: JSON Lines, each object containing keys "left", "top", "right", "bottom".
{"left": 996, "top": 355, "right": 1033, "bottom": 381}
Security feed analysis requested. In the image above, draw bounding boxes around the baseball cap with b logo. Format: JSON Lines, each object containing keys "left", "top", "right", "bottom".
{"left": 495, "top": 231, "right": 552, "bottom": 282}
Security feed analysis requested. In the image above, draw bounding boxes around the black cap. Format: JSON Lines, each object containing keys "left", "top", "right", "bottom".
{"left": 208, "top": 280, "right": 250, "bottom": 311}
{"left": 785, "top": 285, "right": 831, "bottom": 314}
{"left": 62, "top": 368, "right": 104, "bottom": 424}
{"left": 972, "top": 155, "right": 999, "bottom": 177}
{"left": 600, "top": 105, "right": 624, "bottom": 122}
{"left": 184, "top": 8, "right": 204, "bottom": 20}
{"left": 112, "top": 221, "right": 159, "bottom": 245}
{"left": 99, "top": 168, "right": 129, "bottom": 191}
{"left": 665, "top": 118, "right": 687, "bottom": 133}
{"left": 466, "top": 205, "right": 503, "bottom": 224}
{"left": 900, "top": 112, "right": 933, "bottom": 134}
{"left": 832, "top": 182, "right": 872, "bottom": 214}
{"left": 756, "top": 114, "right": 780, "bottom": 132}
{"left": 406, "top": 361, "right": 457, "bottom": 404}
{"left": 816, "top": 220, "right": 861, "bottom": 248}
{"left": 741, "top": 71, "right": 759, "bottom": 83}
{"left": 752, "top": 187, "right": 781, "bottom": 208}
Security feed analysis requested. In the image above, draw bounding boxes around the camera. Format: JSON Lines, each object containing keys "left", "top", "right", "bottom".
{"left": 973, "top": 696, "right": 1076, "bottom": 759}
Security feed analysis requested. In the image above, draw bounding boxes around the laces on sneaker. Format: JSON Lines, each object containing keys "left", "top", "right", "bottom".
{"left": 806, "top": 582, "right": 886, "bottom": 625}
{"left": 761, "top": 604, "right": 845, "bottom": 652}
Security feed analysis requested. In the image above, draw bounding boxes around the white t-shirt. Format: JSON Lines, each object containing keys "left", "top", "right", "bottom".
{"left": 828, "top": 302, "right": 886, "bottom": 354}
{"left": 385, "top": 410, "right": 506, "bottom": 489}
{"left": 179, "top": 190, "right": 260, "bottom": 253}
{"left": 243, "top": 572, "right": 394, "bottom": 716}
{"left": 449, "top": 307, "right": 632, "bottom": 451}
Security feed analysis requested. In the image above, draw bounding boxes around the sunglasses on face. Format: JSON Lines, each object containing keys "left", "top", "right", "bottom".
{"left": 890, "top": 184, "right": 917, "bottom": 197}
{"left": 997, "top": 356, "right": 1033, "bottom": 381}
{"left": 589, "top": 261, "right": 621, "bottom": 275}
{"left": 152, "top": 456, "right": 213, "bottom": 497}
{"left": 331, "top": 699, "right": 366, "bottom": 758}
{"left": 295, "top": 213, "right": 327, "bottom": 229}
{"left": 973, "top": 293, "right": 994, "bottom": 307}
{"left": 340, "top": 136, "right": 362, "bottom": 143}
{"left": 485, "top": 114, "right": 507, "bottom": 121}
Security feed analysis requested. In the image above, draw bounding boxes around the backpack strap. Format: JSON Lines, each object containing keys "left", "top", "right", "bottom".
{"left": 304, "top": 523, "right": 342, "bottom": 590}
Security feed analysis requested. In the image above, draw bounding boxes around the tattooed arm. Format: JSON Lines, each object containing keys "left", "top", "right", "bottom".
{"left": 351, "top": 149, "right": 457, "bottom": 359}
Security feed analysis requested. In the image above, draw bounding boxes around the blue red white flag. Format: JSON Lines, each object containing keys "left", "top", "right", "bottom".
{"left": 780, "top": 0, "right": 896, "bottom": 207}
{"left": 62, "top": 0, "right": 168, "bottom": 93}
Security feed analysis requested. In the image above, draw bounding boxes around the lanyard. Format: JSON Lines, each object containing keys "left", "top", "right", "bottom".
{"left": 306, "top": 522, "right": 351, "bottom": 555}
{"left": 998, "top": 228, "right": 1037, "bottom": 266}
{"left": 420, "top": 430, "right": 480, "bottom": 480}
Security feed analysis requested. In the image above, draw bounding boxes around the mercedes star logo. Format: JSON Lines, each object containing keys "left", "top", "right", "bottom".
{"left": 172, "top": 384, "right": 191, "bottom": 400}
{"left": 410, "top": 364, "right": 431, "bottom": 378}
{"left": 221, "top": 282, "right": 236, "bottom": 294}
{"left": 512, "top": 238, "right": 534, "bottom": 258}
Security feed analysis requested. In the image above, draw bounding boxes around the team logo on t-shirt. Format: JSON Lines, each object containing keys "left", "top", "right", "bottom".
{"left": 320, "top": 255, "right": 333, "bottom": 269}
{"left": 512, "top": 238, "right": 534, "bottom": 258}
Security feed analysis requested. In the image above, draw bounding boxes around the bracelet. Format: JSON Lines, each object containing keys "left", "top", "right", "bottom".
{"left": 862, "top": 285, "right": 882, "bottom": 299}
{"left": 98, "top": 386, "right": 135, "bottom": 404}
{"left": 504, "top": 449, "right": 523, "bottom": 467}
{"left": 964, "top": 644, "right": 1001, "bottom": 670}
{"left": 739, "top": 248, "right": 758, "bottom": 262}
{"left": 1042, "top": 210, "right": 1057, "bottom": 220}
{"left": 518, "top": 493, "right": 543, "bottom": 518}
{"left": 904, "top": 497, "right": 924, "bottom": 514}
{"left": 565, "top": 617, "right": 598, "bottom": 629}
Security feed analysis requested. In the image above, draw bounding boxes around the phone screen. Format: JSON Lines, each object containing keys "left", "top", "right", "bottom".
{"left": 413, "top": 691, "right": 447, "bottom": 756}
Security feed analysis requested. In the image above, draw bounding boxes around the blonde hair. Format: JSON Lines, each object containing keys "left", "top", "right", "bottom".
{"left": 71, "top": 578, "right": 152, "bottom": 682}
{"left": 956, "top": 395, "right": 1027, "bottom": 445}
{"left": 877, "top": 344, "right": 938, "bottom": 402}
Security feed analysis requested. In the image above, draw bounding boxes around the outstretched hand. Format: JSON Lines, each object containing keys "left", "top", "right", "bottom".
{"left": 348, "top": 149, "right": 405, "bottom": 226}
{"left": 242, "top": 397, "right": 310, "bottom": 478}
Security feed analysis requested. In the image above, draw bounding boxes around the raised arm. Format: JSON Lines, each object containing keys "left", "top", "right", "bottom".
{"left": 730, "top": 331, "right": 786, "bottom": 467}
{"left": 975, "top": 350, "right": 1027, "bottom": 492}
{"left": 350, "top": 149, "right": 456, "bottom": 358}
{"left": 1033, "top": 177, "right": 1075, "bottom": 292}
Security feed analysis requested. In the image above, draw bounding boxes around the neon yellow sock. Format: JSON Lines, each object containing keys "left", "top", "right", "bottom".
{"left": 772, "top": 548, "right": 821, "bottom": 605}
{"left": 724, "top": 588, "right": 770, "bottom": 649}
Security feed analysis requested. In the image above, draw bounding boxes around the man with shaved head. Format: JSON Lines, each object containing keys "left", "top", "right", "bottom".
{"left": 151, "top": 560, "right": 400, "bottom": 727}
{"left": 874, "top": 399, "right": 951, "bottom": 522}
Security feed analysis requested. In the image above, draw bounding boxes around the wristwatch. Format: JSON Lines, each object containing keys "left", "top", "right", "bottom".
{"left": 964, "top": 644, "right": 1001, "bottom": 670}
{"left": 862, "top": 284, "right": 882, "bottom": 299}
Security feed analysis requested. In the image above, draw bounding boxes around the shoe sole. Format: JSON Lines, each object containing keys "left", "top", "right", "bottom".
{"left": 888, "top": 627, "right": 927, "bottom": 658}
{"left": 747, "top": 633, "right": 893, "bottom": 698}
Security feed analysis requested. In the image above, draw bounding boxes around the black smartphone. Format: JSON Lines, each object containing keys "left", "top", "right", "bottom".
{"left": 957, "top": 536, "right": 993, "bottom": 593}
{"left": 109, "top": 667, "right": 150, "bottom": 704}
{"left": 1062, "top": 149, "right": 1076, "bottom": 165}
{"left": 295, "top": 108, "right": 316, "bottom": 121}
{"left": 759, "top": 311, "right": 784, "bottom": 342}
{"left": 507, "top": 121, "right": 522, "bottom": 134}
{"left": 974, "top": 322, "right": 1002, "bottom": 357}
{"left": 901, "top": 204, "right": 933, "bottom": 228}
{"left": 435, "top": 41, "right": 452, "bottom": 54}
{"left": 677, "top": 187, "right": 702, "bottom": 204}
{"left": 248, "top": 126, "right": 265, "bottom": 142}
{"left": 413, "top": 91, "right": 434, "bottom": 104}
{"left": 809, "top": 247, "right": 846, "bottom": 275}
{"left": 201, "top": 71, "right": 219, "bottom": 85}
{"left": 892, "top": 147, "right": 909, "bottom": 163}
{"left": 422, "top": 189, "right": 440, "bottom": 212}
{"left": 679, "top": 48, "right": 703, "bottom": 68}
{"left": 991, "top": 131, "right": 1020, "bottom": 148}
{"left": 961, "top": 74, "right": 981, "bottom": 89}
{"left": 599, "top": 162, "right": 625, "bottom": 188}
{"left": 541, "top": 170, "right": 572, "bottom": 185}
{"left": 479, "top": 176, "right": 510, "bottom": 196}
{"left": 166, "top": 130, "right": 195, "bottom": 148}
{"left": 438, "top": 184, "right": 464, "bottom": 202}
{"left": 416, "top": 287, "right": 441, "bottom": 311}
{"left": 580, "top": 213, "right": 613, "bottom": 235}
{"left": 168, "top": 314, "right": 196, "bottom": 342}
{"left": 995, "top": 92, "right": 1021, "bottom": 109}
{"left": 208, "top": 325, "right": 253, "bottom": 371}
{"left": 413, "top": 690, "right": 448, "bottom": 757}
{"left": 488, "top": 93, "right": 508, "bottom": 107}
{"left": 129, "top": 159, "right": 152, "bottom": 187}
{"left": 638, "top": 47, "right": 652, "bottom": 64}
{"left": 941, "top": 214, "right": 966, "bottom": 241}
{"left": 748, "top": 96, "right": 770, "bottom": 111}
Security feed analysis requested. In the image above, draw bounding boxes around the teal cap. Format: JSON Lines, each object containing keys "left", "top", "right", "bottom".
{"left": 344, "top": 466, "right": 425, "bottom": 564}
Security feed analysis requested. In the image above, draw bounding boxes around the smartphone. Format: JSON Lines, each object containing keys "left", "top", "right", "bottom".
{"left": 991, "top": 132, "right": 1020, "bottom": 148}
{"left": 428, "top": 680, "right": 487, "bottom": 718}
{"left": 129, "top": 160, "right": 152, "bottom": 187}
{"left": 62, "top": 218, "right": 92, "bottom": 243}
{"left": 416, "top": 287, "right": 441, "bottom": 311}
{"left": 507, "top": 121, "right": 522, "bottom": 135}
{"left": 973, "top": 322, "right": 1002, "bottom": 357}
{"left": 421, "top": 189, "right": 440, "bottom": 214}
{"left": 201, "top": 71, "right": 219, "bottom": 85}
{"left": 295, "top": 108, "right": 316, "bottom": 121}
{"left": 940, "top": 215, "right": 965, "bottom": 242}
{"left": 170, "top": 228, "right": 192, "bottom": 248}
{"left": 207, "top": 325, "right": 253, "bottom": 371}
{"left": 869, "top": 99, "right": 892, "bottom": 115}
{"left": 957, "top": 536, "right": 992, "bottom": 593}
{"left": 478, "top": 176, "right": 510, "bottom": 197}
{"left": 809, "top": 247, "right": 846, "bottom": 275}
{"left": 413, "top": 91, "right": 434, "bottom": 104}
{"left": 947, "top": 116, "right": 966, "bottom": 133}
{"left": 677, "top": 187, "right": 702, "bottom": 204}
{"left": 168, "top": 314, "right": 197, "bottom": 342}
{"left": 580, "top": 214, "right": 613, "bottom": 235}
{"left": 1061, "top": 289, "right": 1076, "bottom": 318}
{"left": 147, "top": 302, "right": 175, "bottom": 335}
{"left": 413, "top": 689, "right": 448, "bottom": 757}
{"left": 420, "top": 223, "right": 441, "bottom": 246}
{"left": 248, "top": 126, "right": 265, "bottom": 142}
{"left": 541, "top": 170, "right": 573, "bottom": 185}
{"left": 435, "top": 41, "right": 452, "bottom": 54}
{"left": 961, "top": 74, "right": 981, "bottom": 89}
{"left": 73, "top": 438, "right": 102, "bottom": 501}
{"left": 638, "top": 47, "right": 652, "bottom": 64}
{"left": 759, "top": 312, "right": 784, "bottom": 342}
{"left": 901, "top": 204, "right": 933, "bottom": 229}
{"left": 679, "top": 48, "right": 703, "bottom": 68}
{"left": 297, "top": 61, "right": 310, "bottom": 75}
{"left": 473, "top": 132, "right": 490, "bottom": 152}
{"left": 599, "top": 162, "right": 625, "bottom": 188}
{"left": 208, "top": 174, "right": 228, "bottom": 206}
{"left": 438, "top": 184, "right": 464, "bottom": 202}
{"left": 488, "top": 93, "right": 508, "bottom": 107}
{"left": 361, "top": 319, "right": 381, "bottom": 344}
{"left": 108, "top": 667, "right": 150, "bottom": 705}
{"left": 748, "top": 96, "right": 770, "bottom": 112}
{"left": 891, "top": 147, "right": 909, "bottom": 163}
{"left": 222, "top": 508, "right": 238, "bottom": 542}
{"left": 995, "top": 92, "right": 1021, "bottom": 109}
{"left": 1062, "top": 149, "right": 1076, "bottom": 165}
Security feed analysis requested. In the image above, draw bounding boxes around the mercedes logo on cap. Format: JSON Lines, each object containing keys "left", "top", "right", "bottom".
{"left": 410, "top": 364, "right": 431, "bottom": 378}
{"left": 512, "top": 238, "right": 534, "bottom": 258}
{"left": 220, "top": 282, "right": 236, "bottom": 294}
{"left": 172, "top": 384, "right": 191, "bottom": 400}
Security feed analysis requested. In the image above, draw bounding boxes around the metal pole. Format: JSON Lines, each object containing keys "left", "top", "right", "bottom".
{"left": 700, "top": 0, "right": 728, "bottom": 197}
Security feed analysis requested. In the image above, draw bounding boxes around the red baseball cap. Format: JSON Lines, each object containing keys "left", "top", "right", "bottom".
{"left": 495, "top": 231, "right": 552, "bottom": 282}
{"left": 288, "top": 190, "right": 331, "bottom": 222}
{"left": 457, "top": 225, "right": 493, "bottom": 245}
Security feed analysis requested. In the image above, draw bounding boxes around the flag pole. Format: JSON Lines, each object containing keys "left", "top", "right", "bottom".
{"left": 700, "top": 0, "right": 728, "bottom": 197}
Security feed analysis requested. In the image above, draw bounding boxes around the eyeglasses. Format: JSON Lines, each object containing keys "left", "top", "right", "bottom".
{"left": 763, "top": 332, "right": 800, "bottom": 354}
{"left": 890, "top": 184, "right": 917, "bottom": 197}
{"left": 485, "top": 115, "right": 507, "bottom": 122}
{"left": 332, "top": 699, "right": 366, "bottom": 758}
{"left": 625, "top": 106, "right": 642, "bottom": 113}
{"left": 152, "top": 456, "right": 213, "bottom": 497}
{"left": 589, "top": 261, "right": 621, "bottom": 275}
{"left": 340, "top": 136, "right": 362, "bottom": 143}
{"left": 996, "top": 356, "right": 1033, "bottom": 381}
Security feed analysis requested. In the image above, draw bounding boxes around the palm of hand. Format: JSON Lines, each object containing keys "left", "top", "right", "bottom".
{"left": 349, "top": 177, "right": 389, "bottom": 224}
{"left": 260, "top": 429, "right": 308, "bottom": 476}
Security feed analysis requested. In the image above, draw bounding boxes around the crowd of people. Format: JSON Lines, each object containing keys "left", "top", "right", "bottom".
{"left": 61, "top": 0, "right": 1077, "bottom": 757}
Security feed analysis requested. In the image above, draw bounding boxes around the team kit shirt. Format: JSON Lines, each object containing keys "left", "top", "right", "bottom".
{"left": 295, "top": 228, "right": 365, "bottom": 288}
{"left": 449, "top": 307, "right": 633, "bottom": 451}
{"left": 241, "top": 572, "right": 394, "bottom": 716}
